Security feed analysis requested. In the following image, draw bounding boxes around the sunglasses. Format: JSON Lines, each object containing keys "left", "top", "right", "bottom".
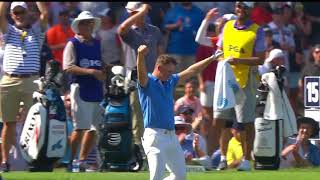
{"left": 175, "top": 126, "right": 187, "bottom": 131}
{"left": 13, "top": 10, "right": 27, "bottom": 16}
{"left": 79, "top": 20, "right": 95, "bottom": 25}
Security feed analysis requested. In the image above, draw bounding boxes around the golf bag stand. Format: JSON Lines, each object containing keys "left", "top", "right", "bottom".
{"left": 98, "top": 66, "right": 143, "bottom": 172}
{"left": 253, "top": 66, "right": 286, "bottom": 170}
{"left": 19, "top": 60, "right": 67, "bottom": 172}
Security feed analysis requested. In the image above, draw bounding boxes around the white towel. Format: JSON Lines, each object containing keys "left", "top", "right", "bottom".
{"left": 213, "top": 60, "right": 245, "bottom": 111}
{"left": 262, "top": 72, "right": 297, "bottom": 137}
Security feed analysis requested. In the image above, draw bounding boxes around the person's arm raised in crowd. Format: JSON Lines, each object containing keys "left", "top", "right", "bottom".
{"left": 178, "top": 50, "right": 223, "bottom": 84}
{"left": 137, "top": 44, "right": 149, "bottom": 87}
{"left": 195, "top": 8, "right": 219, "bottom": 47}
{"left": 63, "top": 41, "right": 105, "bottom": 81}
{"left": 117, "top": 3, "right": 151, "bottom": 36}
{"left": 36, "top": 2, "right": 48, "bottom": 32}
{"left": 0, "top": 2, "right": 8, "bottom": 33}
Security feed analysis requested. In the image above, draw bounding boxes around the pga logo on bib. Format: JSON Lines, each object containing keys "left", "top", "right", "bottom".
{"left": 79, "top": 58, "right": 101, "bottom": 68}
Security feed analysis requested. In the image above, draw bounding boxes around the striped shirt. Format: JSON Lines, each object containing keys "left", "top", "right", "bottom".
{"left": 2, "top": 24, "right": 45, "bottom": 74}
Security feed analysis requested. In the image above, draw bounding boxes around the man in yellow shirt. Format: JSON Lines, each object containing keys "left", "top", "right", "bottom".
{"left": 227, "top": 124, "right": 243, "bottom": 168}
{"left": 214, "top": 2, "right": 265, "bottom": 171}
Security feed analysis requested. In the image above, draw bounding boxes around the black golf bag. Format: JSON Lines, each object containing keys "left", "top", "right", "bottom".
{"left": 98, "top": 66, "right": 143, "bottom": 172}
{"left": 19, "top": 60, "right": 67, "bottom": 172}
{"left": 253, "top": 66, "right": 286, "bottom": 170}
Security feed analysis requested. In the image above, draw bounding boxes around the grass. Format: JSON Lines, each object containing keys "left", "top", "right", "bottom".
{"left": 3, "top": 168, "right": 320, "bottom": 180}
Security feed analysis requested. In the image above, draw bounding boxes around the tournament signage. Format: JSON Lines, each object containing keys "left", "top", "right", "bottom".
{"left": 304, "top": 76, "right": 320, "bottom": 108}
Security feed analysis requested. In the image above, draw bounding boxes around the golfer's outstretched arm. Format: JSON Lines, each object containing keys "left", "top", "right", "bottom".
{"left": 137, "top": 45, "right": 149, "bottom": 87}
{"left": 178, "top": 50, "right": 223, "bottom": 83}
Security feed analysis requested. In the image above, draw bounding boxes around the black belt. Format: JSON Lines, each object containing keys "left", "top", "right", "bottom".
{"left": 4, "top": 72, "right": 38, "bottom": 78}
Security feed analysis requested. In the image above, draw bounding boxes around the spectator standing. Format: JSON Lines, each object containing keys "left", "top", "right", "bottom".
{"left": 46, "top": 9, "right": 75, "bottom": 67}
{"left": 214, "top": 2, "right": 265, "bottom": 171}
{"left": 0, "top": 1, "right": 48, "bottom": 172}
{"left": 136, "top": 43, "right": 222, "bottom": 180}
{"left": 268, "top": 6, "right": 295, "bottom": 73}
{"left": 163, "top": 2, "right": 204, "bottom": 74}
{"left": 97, "top": 8, "right": 122, "bottom": 65}
{"left": 278, "top": 3, "right": 304, "bottom": 115}
{"left": 117, "top": 2, "right": 164, "bottom": 149}
{"left": 63, "top": 11, "right": 105, "bottom": 172}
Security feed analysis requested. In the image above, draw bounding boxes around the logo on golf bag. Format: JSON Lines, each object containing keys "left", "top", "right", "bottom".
{"left": 107, "top": 133, "right": 122, "bottom": 146}
{"left": 51, "top": 139, "right": 63, "bottom": 151}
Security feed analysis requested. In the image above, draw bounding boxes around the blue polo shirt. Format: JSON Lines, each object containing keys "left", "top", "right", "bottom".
{"left": 138, "top": 73, "right": 179, "bottom": 130}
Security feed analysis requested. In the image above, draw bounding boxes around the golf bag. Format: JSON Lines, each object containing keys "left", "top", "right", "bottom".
{"left": 98, "top": 66, "right": 143, "bottom": 172}
{"left": 20, "top": 60, "right": 67, "bottom": 172}
{"left": 253, "top": 66, "right": 286, "bottom": 170}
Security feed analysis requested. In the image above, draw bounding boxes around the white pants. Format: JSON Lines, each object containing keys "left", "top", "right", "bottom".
{"left": 142, "top": 128, "right": 186, "bottom": 180}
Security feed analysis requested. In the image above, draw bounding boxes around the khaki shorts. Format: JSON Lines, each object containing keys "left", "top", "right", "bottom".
{"left": 200, "top": 81, "right": 215, "bottom": 107}
{"left": 70, "top": 83, "right": 103, "bottom": 130}
{"left": 214, "top": 68, "right": 258, "bottom": 123}
{"left": 0, "top": 75, "right": 38, "bottom": 122}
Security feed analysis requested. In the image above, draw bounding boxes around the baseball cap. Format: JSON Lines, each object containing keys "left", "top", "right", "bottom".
{"left": 265, "top": 49, "right": 284, "bottom": 63}
{"left": 125, "top": 2, "right": 143, "bottom": 13}
{"left": 177, "top": 105, "right": 194, "bottom": 115}
{"left": 10, "top": 2, "right": 28, "bottom": 11}
{"left": 174, "top": 116, "right": 192, "bottom": 131}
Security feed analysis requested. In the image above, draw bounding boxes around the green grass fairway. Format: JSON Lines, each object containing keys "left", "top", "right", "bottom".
{"left": 3, "top": 168, "right": 320, "bottom": 180}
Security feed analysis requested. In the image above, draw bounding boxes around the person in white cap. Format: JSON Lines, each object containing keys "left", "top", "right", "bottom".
{"left": 214, "top": 1, "right": 265, "bottom": 171}
{"left": 258, "top": 48, "right": 285, "bottom": 75}
{"left": 0, "top": 1, "right": 48, "bottom": 172}
{"left": 63, "top": 10, "right": 106, "bottom": 172}
{"left": 117, "top": 2, "right": 164, "bottom": 155}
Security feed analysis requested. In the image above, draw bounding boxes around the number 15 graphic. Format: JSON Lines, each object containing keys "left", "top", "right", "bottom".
{"left": 304, "top": 76, "right": 320, "bottom": 108}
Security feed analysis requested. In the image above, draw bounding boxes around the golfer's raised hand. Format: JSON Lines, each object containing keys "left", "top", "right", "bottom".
{"left": 138, "top": 45, "right": 149, "bottom": 56}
